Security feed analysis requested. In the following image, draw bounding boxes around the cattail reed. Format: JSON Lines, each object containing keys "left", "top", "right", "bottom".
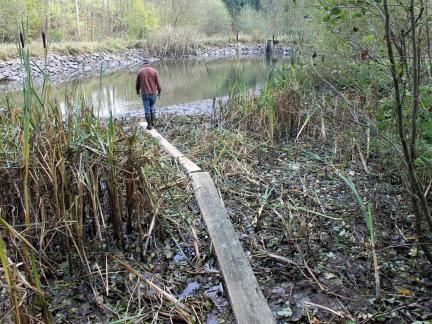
{"left": 42, "top": 31, "right": 47, "bottom": 50}
{"left": 19, "top": 32, "right": 25, "bottom": 48}
{"left": 2, "top": 26, "right": 195, "bottom": 324}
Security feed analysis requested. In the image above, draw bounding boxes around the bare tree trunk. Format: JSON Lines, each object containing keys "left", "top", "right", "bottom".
{"left": 425, "top": 0, "right": 432, "bottom": 75}
{"left": 410, "top": 0, "right": 432, "bottom": 244}
{"left": 61, "top": 0, "right": 66, "bottom": 40}
{"left": 410, "top": 0, "right": 421, "bottom": 160}
{"left": 107, "top": 0, "right": 111, "bottom": 37}
{"left": 75, "top": 0, "right": 81, "bottom": 38}
{"left": 91, "top": 0, "right": 95, "bottom": 41}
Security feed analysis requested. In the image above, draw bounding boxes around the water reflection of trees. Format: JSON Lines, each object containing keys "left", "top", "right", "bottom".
{"left": 48, "top": 58, "right": 288, "bottom": 115}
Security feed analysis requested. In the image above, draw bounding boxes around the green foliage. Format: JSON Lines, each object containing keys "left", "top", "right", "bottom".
{"left": 336, "top": 172, "right": 369, "bottom": 222}
{"left": 0, "top": 0, "right": 313, "bottom": 43}
{"left": 238, "top": 6, "right": 268, "bottom": 39}
{"left": 0, "top": 0, "right": 161, "bottom": 43}
{"left": 0, "top": 0, "right": 43, "bottom": 41}
{"left": 222, "top": 0, "right": 256, "bottom": 32}
{"left": 222, "top": 0, "right": 251, "bottom": 18}
{"left": 199, "top": 0, "right": 231, "bottom": 35}
{"left": 415, "top": 86, "right": 432, "bottom": 174}
{"left": 0, "top": 0, "right": 237, "bottom": 43}
{"left": 126, "top": 0, "right": 158, "bottom": 38}
{"left": 232, "top": 0, "right": 316, "bottom": 44}
{"left": 152, "top": 0, "right": 230, "bottom": 36}
{"left": 375, "top": 82, "right": 432, "bottom": 179}
{"left": 222, "top": 62, "right": 318, "bottom": 142}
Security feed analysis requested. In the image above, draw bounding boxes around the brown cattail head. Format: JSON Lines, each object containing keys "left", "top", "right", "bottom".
{"left": 42, "top": 31, "right": 47, "bottom": 49}
{"left": 20, "top": 32, "right": 25, "bottom": 48}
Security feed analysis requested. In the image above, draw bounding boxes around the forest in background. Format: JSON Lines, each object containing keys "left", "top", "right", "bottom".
{"left": 0, "top": 0, "right": 300, "bottom": 43}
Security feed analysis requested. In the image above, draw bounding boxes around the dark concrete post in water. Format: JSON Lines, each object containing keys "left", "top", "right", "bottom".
{"left": 266, "top": 40, "right": 273, "bottom": 57}
{"left": 266, "top": 53, "right": 272, "bottom": 66}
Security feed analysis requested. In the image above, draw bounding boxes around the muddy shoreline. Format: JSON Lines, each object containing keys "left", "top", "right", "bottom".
{"left": 0, "top": 43, "right": 291, "bottom": 90}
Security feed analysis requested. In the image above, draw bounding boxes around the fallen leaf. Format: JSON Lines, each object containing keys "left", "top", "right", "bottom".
{"left": 276, "top": 306, "right": 293, "bottom": 318}
{"left": 324, "top": 272, "right": 336, "bottom": 279}
{"left": 397, "top": 288, "right": 414, "bottom": 296}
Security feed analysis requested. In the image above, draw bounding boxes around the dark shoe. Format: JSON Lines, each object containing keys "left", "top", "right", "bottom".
{"left": 145, "top": 113, "right": 153, "bottom": 130}
{"left": 150, "top": 110, "right": 156, "bottom": 128}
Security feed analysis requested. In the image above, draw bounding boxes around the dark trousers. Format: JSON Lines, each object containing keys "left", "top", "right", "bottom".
{"left": 141, "top": 94, "right": 157, "bottom": 114}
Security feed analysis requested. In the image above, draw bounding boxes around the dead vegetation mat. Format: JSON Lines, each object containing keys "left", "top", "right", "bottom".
{"left": 0, "top": 116, "right": 234, "bottom": 323}
{"left": 159, "top": 114, "right": 432, "bottom": 323}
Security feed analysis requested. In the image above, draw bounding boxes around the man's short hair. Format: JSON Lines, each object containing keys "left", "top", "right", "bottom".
{"left": 142, "top": 58, "right": 150, "bottom": 65}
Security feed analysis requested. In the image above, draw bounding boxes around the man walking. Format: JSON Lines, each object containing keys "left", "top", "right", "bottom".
{"left": 136, "top": 59, "right": 161, "bottom": 130}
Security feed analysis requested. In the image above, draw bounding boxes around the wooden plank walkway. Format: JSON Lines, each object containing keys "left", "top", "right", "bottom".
{"left": 191, "top": 172, "right": 275, "bottom": 323}
{"left": 140, "top": 122, "right": 275, "bottom": 324}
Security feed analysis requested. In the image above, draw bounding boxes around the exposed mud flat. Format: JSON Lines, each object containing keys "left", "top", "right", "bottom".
{"left": 117, "top": 98, "right": 220, "bottom": 118}
{"left": 117, "top": 98, "right": 227, "bottom": 120}
{"left": 115, "top": 89, "right": 260, "bottom": 119}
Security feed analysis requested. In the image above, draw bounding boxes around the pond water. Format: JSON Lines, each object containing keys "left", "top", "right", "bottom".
{"left": 4, "top": 57, "right": 290, "bottom": 116}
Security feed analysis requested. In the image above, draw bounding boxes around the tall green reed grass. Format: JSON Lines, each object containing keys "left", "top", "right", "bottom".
{"left": 222, "top": 63, "right": 315, "bottom": 143}
{"left": 337, "top": 171, "right": 381, "bottom": 300}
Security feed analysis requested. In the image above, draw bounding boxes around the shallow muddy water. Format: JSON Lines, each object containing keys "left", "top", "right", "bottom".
{"left": 3, "top": 56, "right": 289, "bottom": 116}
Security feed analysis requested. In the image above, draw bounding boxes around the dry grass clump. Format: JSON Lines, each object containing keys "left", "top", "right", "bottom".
{"left": 219, "top": 64, "right": 370, "bottom": 164}
{"left": 0, "top": 39, "right": 132, "bottom": 59}
{"left": 0, "top": 43, "right": 18, "bottom": 60}
{"left": 221, "top": 66, "right": 316, "bottom": 143}
{"left": 0, "top": 33, "right": 272, "bottom": 61}
{"left": 146, "top": 25, "right": 200, "bottom": 57}
{"left": 50, "top": 39, "right": 129, "bottom": 55}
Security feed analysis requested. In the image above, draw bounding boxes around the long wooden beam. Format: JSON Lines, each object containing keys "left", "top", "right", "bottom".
{"left": 191, "top": 171, "right": 275, "bottom": 323}
{"left": 140, "top": 123, "right": 275, "bottom": 323}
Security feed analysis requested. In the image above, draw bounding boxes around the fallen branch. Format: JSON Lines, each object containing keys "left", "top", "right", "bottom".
{"left": 265, "top": 252, "right": 301, "bottom": 267}
{"left": 304, "top": 301, "right": 344, "bottom": 318}
{"left": 284, "top": 203, "right": 342, "bottom": 221}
